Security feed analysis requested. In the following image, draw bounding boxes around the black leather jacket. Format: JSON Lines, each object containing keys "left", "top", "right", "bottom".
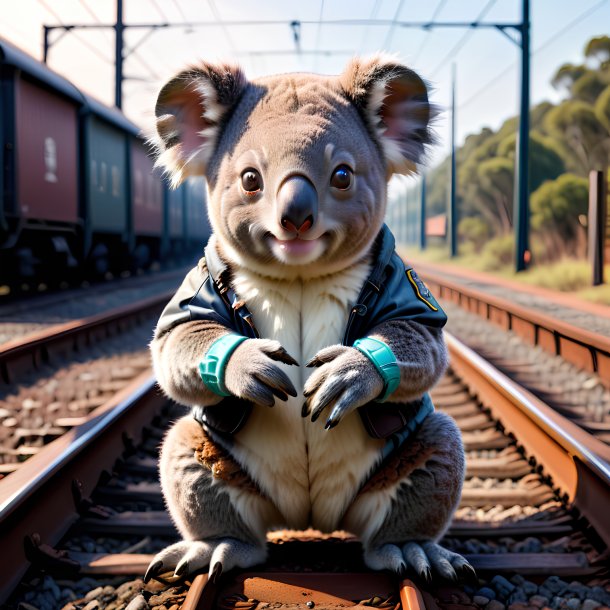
{"left": 155, "top": 224, "right": 446, "bottom": 438}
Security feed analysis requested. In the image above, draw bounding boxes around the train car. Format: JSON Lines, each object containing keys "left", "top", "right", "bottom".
{"left": 0, "top": 36, "right": 208, "bottom": 288}
{"left": 0, "top": 38, "right": 84, "bottom": 282}
{"left": 183, "top": 177, "right": 211, "bottom": 251}
{"left": 131, "top": 137, "right": 164, "bottom": 267}
{"left": 80, "top": 95, "right": 138, "bottom": 275}
{"left": 165, "top": 182, "right": 187, "bottom": 256}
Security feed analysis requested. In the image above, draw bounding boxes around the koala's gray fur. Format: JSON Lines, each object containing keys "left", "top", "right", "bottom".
{"left": 147, "top": 54, "right": 471, "bottom": 584}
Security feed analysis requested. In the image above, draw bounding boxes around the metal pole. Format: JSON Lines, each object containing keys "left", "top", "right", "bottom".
{"left": 449, "top": 63, "right": 457, "bottom": 257}
{"left": 514, "top": 0, "right": 530, "bottom": 271}
{"left": 115, "top": 0, "right": 124, "bottom": 109}
{"left": 43, "top": 26, "right": 50, "bottom": 64}
{"left": 589, "top": 170, "right": 607, "bottom": 286}
{"left": 420, "top": 173, "right": 427, "bottom": 250}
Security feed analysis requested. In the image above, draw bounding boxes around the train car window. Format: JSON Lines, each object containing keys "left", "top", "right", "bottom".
{"left": 111, "top": 166, "right": 120, "bottom": 198}
{"left": 44, "top": 137, "right": 58, "bottom": 183}
{"left": 100, "top": 162, "right": 107, "bottom": 194}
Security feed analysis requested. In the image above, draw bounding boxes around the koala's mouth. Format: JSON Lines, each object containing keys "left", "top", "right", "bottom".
{"left": 267, "top": 234, "right": 327, "bottom": 263}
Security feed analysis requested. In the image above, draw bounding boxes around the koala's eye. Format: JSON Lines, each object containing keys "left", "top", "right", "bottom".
{"left": 330, "top": 165, "right": 353, "bottom": 190}
{"left": 241, "top": 169, "right": 262, "bottom": 194}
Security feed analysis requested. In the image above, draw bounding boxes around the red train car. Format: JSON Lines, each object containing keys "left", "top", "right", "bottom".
{"left": 0, "top": 37, "right": 210, "bottom": 287}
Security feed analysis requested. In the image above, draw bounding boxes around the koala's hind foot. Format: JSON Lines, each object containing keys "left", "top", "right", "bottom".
{"left": 148, "top": 415, "right": 281, "bottom": 582}
{"left": 144, "top": 538, "right": 266, "bottom": 583}
{"left": 342, "top": 410, "right": 475, "bottom": 583}
{"left": 364, "top": 541, "right": 475, "bottom": 583}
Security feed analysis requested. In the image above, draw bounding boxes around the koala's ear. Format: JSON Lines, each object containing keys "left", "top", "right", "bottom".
{"left": 153, "top": 62, "right": 247, "bottom": 186}
{"left": 340, "top": 55, "right": 435, "bottom": 175}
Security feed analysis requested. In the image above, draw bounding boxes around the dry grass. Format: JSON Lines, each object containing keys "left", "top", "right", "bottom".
{"left": 402, "top": 245, "right": 610, "bottom": 305}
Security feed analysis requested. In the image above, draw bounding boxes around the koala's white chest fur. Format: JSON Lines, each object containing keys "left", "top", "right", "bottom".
{"left": 229, "top": 262, "right": 385, "bottom": 531}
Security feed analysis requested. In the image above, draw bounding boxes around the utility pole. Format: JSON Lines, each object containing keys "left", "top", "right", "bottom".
{"left": 115, "top": 0, "right": 124, "bottom": 109}
{"left": 514, "top": 0, "right": 530, "bottom": 271}
{"left": 448, "top": 63, "right": 457, "bottom": 258}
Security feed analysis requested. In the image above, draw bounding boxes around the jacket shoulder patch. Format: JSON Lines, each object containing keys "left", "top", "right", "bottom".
{"left": 406, "top": 268, "right": 438, "bottom": 311}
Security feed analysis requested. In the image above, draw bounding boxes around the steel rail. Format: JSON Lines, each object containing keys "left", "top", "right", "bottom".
{"left": 446, "top": 332, "right": 610, "bottom": 547}
{"left": 0, "top": 291, "right": 172, "bottom": 384}
{"left": 420, "top": 270, "right": 610, "bottom": 384}
{"left": 0, "top": 371, "right": 166, "bottom": 604}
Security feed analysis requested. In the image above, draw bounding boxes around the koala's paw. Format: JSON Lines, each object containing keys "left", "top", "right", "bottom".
{"left": 224, "top": 338, "right": 298, "bottom": 407}
{"left": 364, "top": 542, "right": 476, "bottom": 584}
{"left": 302, "top": 344, "right": 384, "bottom": 428}
{"left": 144, "top": 538, "right": 266, "bottom": 583}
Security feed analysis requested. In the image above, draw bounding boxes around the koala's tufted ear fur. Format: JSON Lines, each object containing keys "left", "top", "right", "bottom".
{"left": 340, "top": 54, "right": 436, "bottom": 175}
{"left": 153, "top": 62, "right": 247, "bottom": 186}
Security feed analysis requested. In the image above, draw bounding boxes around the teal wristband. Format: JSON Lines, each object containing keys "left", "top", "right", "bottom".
{"left": 353, "top": 337, "right": 401, "bottom": 402}
{"left": 199, "top": 334, "right": 248, "bottom": 397}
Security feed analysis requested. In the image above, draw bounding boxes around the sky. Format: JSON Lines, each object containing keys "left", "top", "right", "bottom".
{"left": 1, "top": 0, "right": 608, "bottom": 174}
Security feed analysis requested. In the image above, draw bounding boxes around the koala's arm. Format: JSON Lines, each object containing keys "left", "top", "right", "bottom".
{"left": 151, "top": 262, "right": 228, "bottom": 407}
{"left": 152, "top": 261, "right": 298, "bottom": 408}
{"left": 368, "top": 319, "right": 448, "bottom": 402}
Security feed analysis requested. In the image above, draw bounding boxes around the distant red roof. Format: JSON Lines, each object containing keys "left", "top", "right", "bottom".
{"left": 426, "top": 214, "right": 447, "bottom": 237}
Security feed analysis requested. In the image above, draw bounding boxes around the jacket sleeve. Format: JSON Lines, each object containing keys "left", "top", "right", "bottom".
{"left": 364, "top": 260, "right": 448, "bottom": 402}
{"left": 368, "top": 319, "right": 448, "bottom": 403}
{"left": 151, "top": 259, "right": 231, "bottom": 407}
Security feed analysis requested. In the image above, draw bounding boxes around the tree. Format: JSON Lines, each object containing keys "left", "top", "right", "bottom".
{"left": 544, "top": 100, "right": 610, "bottom": 172}
{"left": 585, "top": 35, "right": 610, "bottom": 64}
{"left": 497, "top": 131, "right": 565, "bottom": 192}
{"left": 595, "top": 84, "right": 610, "bottom": 132}
{"left": 530, "top": 173, "right": 589, "bottom": 257}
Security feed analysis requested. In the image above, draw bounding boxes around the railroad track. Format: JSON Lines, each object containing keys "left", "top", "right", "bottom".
{"left": 416, "top": 266, "right": 610, "bottom": 384}
{"left": 411, "top": 265, "right": 610, "bottom": 448}
{"left": 0, "top": 291, "right": 173, "bottom": 480}
{"left": 2, "top": 332, "right": 608, "bottom": 610}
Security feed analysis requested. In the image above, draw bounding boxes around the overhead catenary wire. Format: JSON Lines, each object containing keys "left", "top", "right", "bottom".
{"left": 207, "top": 0, "right": 238, "bottom": 54}
{"left": 38, "top": 0, "right": 112, "bottom": 64}
{"left": 358, "top": 0, "right": 383, "bottom": 53}
{"left": 458, "top": 0, "right": 608, "bottom": 110}
{"left": 429, "top": 0, "right": 498, "bottom": 78}
{"left": 78, "top": 0, "right": 161, "bottom": 81}
{"left": 381, "top": 0, "right": 407, "bottom": 51}
{"left": 171, "top": 0, "right": 189, "bottom": 22}
{"left": 312, "top": 0, "right": 325, "bottom": 71}
{"left": 411, "top": 0, "right": 449, "bottom": 65}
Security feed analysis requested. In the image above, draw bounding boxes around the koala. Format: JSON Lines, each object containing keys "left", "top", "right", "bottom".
{"left": 146, "top": 55, "right": 471, "bottom": 585}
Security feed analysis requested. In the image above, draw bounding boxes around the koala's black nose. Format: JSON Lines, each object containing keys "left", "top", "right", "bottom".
{"left": 277, "top": 175, "right": 318, "bottom": 234}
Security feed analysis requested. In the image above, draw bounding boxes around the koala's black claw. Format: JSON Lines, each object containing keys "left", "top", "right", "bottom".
{"left": 421, "top": 567, "right": 432, "bottom": 584}
{"left": 271, "top": 388, "right": 289, "bottom": 402}
{"left": 144, "top": 560, "right": 163, "bottom": 583}
{"left": 324, "top": 417, "right": 339, "bottom": 430}
{"left": 462, "top": 563, "right": 478, "bottom": 584}
{"left": 305, "top": 356, "right": 322, "bottom": 368}
{"left": 174, "top": 561, "right": 189, "bottom": 577}
{"left": 210, "top": 561, "right": 223, "bottom": 584}
{"left": 301, "top": 401, "right": 310, "bottom": 417}
{"left": 270, "top": 347, "right": 299, "bottom": 366}
{"left": 311, "top": 409, "right": 322, "bottom": 423}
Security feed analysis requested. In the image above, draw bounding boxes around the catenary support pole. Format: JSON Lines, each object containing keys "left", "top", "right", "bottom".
{"left": 115, "top": 0, "right": 124, "bottom": 109}
{"left": 514, "top": 0, "right": 530, "bottom": 271}
{"left": 589, "top": 170, "right": 607, "bottom": 286}
{"left": 448, "top": 63, "right": 457, "bottom": 258}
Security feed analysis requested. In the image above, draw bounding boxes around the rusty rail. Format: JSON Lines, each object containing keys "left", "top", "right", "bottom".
{"left": 0, "top": 371, "right": 166, "bottom": 604}
{"left": 420, "top": 270, "right": 610, "bottom": 385}
{"left": 0, "top": 291, "right": 172, "bottom": 384}
{"left": 181, "top": 571, "right": 425, "bottom": 610}
{"left": 446, "top": 332, "right": 610, "bottom": 548}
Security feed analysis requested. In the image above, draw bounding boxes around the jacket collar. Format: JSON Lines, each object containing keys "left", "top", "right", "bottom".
{"left": 366, "top": 224, "right": 396, "bottom": 291}
{"left": 204, "top": 234, "right": 232, "bottom": 293}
